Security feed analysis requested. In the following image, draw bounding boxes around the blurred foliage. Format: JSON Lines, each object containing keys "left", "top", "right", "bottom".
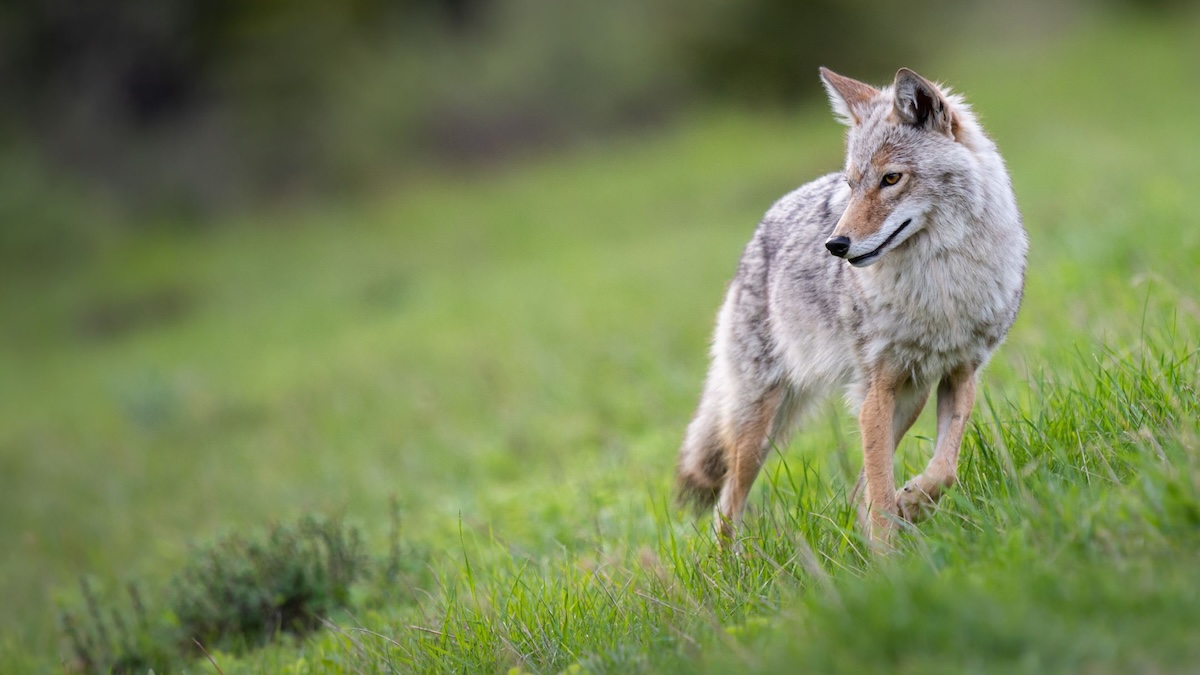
{"left": 0, "top": 0, "right": 1102, "bottom": 260}
{"left": 0, "top": 0, "right": 409, "bottom": 207}
{"left": 60, "top": 579, "right": 174, "bottom": 675}
{"left": 687, "top": 0, "right": 956, "bottom": 101}
{"left": 0, "top": 1, "right": 676, "bottom": 197}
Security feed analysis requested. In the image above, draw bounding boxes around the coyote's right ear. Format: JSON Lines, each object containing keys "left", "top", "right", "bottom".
{"left": 819, "top": 67, "right": 879, "bottom": 126}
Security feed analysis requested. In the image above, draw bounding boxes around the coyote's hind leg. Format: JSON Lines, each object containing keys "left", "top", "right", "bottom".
{"left": 714, "top": 387, "right": 783, "bottom": 542}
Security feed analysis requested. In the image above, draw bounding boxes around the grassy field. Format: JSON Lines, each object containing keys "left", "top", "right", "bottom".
{"left": 3, "top": 13, "right": 1200, "bottom": 673}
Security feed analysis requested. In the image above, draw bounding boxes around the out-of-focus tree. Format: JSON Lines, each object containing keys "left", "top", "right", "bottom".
{"left": 687, "top": 0, "right": 957, "bottom": 102}
{"left": 0, "top": 1, "right": 492, "bottom": 210}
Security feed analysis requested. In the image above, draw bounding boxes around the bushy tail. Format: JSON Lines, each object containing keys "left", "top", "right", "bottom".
{"left": 675, "top": 404, "right": 727, "bottom": 514}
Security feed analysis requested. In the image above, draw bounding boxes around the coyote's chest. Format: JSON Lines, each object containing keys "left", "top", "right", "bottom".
{"left": 852, "top": 248, "right": 1022, "bottom": 383}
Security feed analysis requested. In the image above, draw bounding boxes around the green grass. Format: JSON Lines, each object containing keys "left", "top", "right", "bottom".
{"left": 3, "top": 11, "right": 1200, "bottom": 674}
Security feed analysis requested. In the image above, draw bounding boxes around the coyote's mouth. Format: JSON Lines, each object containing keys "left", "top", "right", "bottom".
{"left": 848, "top": 219, "right": 912, "bottom": 266}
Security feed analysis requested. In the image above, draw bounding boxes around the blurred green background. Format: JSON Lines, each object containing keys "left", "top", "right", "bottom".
{"left": 2, "top": 0, "right": 1200, "bottom": 670}
{"left": 0, "top": 0, "right": 1084, "bottom": 260}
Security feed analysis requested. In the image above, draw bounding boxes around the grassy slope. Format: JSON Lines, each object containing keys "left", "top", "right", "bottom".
{"left": 2, "top": 12, "right": 1200, "bottom": 673}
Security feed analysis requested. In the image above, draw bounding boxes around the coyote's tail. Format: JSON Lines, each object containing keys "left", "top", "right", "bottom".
{"left": 675, "top": 405, "right": 726, "bottom": 513}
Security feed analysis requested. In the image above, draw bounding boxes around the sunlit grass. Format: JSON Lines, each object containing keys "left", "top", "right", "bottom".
{"left": 214, "top": 333, "right": 1199, "bottom": 674}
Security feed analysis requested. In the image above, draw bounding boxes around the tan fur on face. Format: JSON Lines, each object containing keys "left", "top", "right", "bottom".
{"left": 834, "top": 193, "right": 889, "bottom": 243}
{"left": 832, "top": 150, "right": 910, "bottom": 244}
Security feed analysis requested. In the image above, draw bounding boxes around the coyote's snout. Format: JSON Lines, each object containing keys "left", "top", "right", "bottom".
{"left": 675, "top": 66, "right": 1027, "bottom": 548}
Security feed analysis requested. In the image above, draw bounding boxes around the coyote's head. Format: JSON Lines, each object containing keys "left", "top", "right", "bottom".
{"left": 819, "top": 67, "right": 976, "bottom": 267}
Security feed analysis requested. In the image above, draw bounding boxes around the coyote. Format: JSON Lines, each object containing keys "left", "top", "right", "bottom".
{"left": 676, "top": 67, "right": 1027, "bottom": 546}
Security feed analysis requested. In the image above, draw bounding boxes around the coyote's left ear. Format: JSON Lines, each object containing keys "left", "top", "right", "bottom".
{"left": 893, "top": 68, "right": 954, "bottom": 137}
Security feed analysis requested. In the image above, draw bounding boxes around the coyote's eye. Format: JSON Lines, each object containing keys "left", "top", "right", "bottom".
{"left": 880, "top": 173, "right": 902, "bottom": 187}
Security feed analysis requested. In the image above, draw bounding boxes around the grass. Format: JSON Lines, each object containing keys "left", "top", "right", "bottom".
{"left": 2, "top": 10, "right": 1200, "bottom": 673}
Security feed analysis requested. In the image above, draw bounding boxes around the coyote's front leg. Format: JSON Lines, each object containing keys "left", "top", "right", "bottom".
{"left": 859, "top": 368, "right": 902, "bottom": 546}
{"left": 852, "top": 382, "right": 928, "bottom": 533}
{"left": 897, "top": 363, "right": 977, "bottom": 522}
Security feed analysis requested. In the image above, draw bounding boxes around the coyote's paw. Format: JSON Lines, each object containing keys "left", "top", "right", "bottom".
{"left": 896, "top": 473, "right": 953, "bottom": 523}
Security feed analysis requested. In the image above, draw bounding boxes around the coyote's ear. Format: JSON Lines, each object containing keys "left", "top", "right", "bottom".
{"left": 893, "top": 68, "right": 953, "bottom": 136}
{"left": 819, "top": 67, "right": 879, "bottom": 126}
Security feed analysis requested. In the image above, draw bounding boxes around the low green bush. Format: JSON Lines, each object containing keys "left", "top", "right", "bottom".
{"left": 60, "top": 514, "right": 368, "bottom": 673}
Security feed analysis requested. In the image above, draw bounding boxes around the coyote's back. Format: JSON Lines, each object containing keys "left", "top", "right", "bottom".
{"left": 676, "top": 67, "right": 1027, "bottom": 546}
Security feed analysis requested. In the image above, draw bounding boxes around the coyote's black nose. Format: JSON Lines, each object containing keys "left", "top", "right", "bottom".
{"left": 825, "top": 236, "right": 851, "bottom": 258}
